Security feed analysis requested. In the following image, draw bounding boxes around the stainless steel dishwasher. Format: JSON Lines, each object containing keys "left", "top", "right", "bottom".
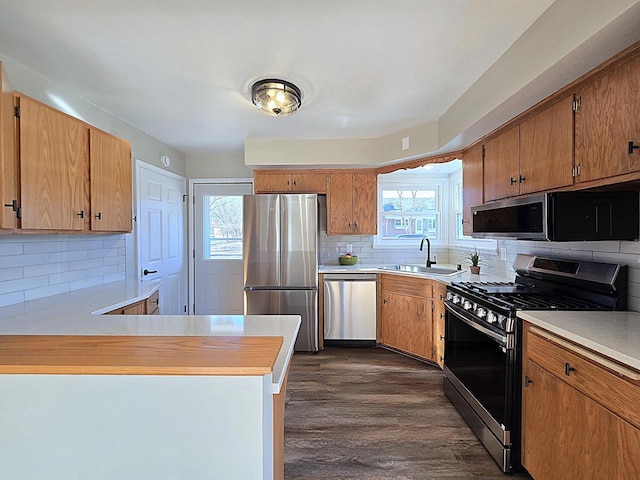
{"left": 323, "top": 273, "right": 377, "bottom": 346}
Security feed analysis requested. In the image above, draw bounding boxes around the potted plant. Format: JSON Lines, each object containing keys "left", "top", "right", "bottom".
{"left": 465, "top": 247, "right": 486, "bottom": 274}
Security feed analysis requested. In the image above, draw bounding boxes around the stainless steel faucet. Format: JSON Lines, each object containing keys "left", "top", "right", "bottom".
{"left": 419, "top": 237, "right": 435, "bottom": 267}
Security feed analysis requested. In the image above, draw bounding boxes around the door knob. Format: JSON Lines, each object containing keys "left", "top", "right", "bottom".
{"left": 143, "top": 269, "right": 158, "bottom": 276}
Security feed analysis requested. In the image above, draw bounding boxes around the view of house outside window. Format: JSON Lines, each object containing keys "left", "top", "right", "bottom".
{"left": 203, "top": 195, "right": 243, "bottom": 258}
{"left": 380, "top": 188, "right": 439, "bottom": 239}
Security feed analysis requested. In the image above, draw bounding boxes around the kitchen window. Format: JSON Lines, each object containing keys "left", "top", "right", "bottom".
{"left": 375, "top": 169, "right": 445, "bottom": 247}
{"left": 375, "top": 161, "right": 495, "bottom": 249}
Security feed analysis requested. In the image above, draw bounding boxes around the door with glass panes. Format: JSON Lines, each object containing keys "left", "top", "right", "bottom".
{"left": 194, "top": 182, "right": 252, "bottom": 314}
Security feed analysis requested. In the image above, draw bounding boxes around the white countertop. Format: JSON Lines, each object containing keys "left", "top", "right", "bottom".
{"left": 0, "top": 279, "right": 162, "bottom": 320}
{"left": 518, "top": 311, "right": 640, "bottom": 371}
{"left": 0, "top": 280, "right": 299, "bottom": 394}
{"left": 319, "top": 263, "right": 511, "bottom": 285}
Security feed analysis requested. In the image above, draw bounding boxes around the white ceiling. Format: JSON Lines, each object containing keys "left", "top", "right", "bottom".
{"left": 0, "top": 0, "right": 555, "bottom": 155}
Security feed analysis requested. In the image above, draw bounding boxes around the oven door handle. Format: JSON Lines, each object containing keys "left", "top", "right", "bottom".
{"left": 445, "top": 303, "right": 509, "bottom": 346}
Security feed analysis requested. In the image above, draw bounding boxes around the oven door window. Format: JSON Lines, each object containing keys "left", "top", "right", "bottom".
{"left": 445, "top": 312, "right": 513, "bottom": 428}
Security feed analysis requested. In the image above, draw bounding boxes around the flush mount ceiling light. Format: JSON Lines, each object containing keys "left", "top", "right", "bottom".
{"left": 251, "top": 79, "right": 302, "bottom": 116}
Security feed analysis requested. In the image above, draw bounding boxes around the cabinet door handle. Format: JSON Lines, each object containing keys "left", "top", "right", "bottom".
{"left": 510, "top": 177, "right": 517, "bottom": 185}
{"left": 524, "top": 376, "right": 533, "bottom": 387}
{"left": 77, "top": 210, "right": 85, "bottom": 218}
{"left": 629, "top": 141, "right": 639, "bottom": 154}
{"left": 95, "top": 212, "right": 102, "bottom": 220}
{"left": 519, "top": 174, "right": 526, "bottom": 183}
{"left": 565, "top": 363, "right": 576, "bottom": 376}
{"left": 439, "top": 335, "right": 444, "bottom": 341}
{"left": 439, "top": 313, "right": 444, "bottom": 319}
{"left": 383, "top": 298, "right": 388, "bottom": 304}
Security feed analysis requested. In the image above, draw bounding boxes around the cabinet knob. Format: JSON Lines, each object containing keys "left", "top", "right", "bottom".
{"left": 439, "top": 335, "right": 444, "bottom": 341}
{"left": 524, "top": 376, "right": 534, "bottom": 387}
{"left": 95, "top": 212, "right": 102, "bottom": 220}
{"left": 510, "top": 177, "right": 517, "bottom": 185}
{"left": 383, "top": 298, "right": 388, "bottom": 304}
{"left": 519, "top": 174, "right": 526, "bottom": 183}
{"left": 440, "top": 313, "right": 444, "bottom": 319}
{"left": 629, "top": 141, "right": 640, "bottom": 154}
{"left": 77, "top": 210, "right": 85, "bottom": 218}
{"left": 565, "top": 363, "right": 576, "bottom": 376}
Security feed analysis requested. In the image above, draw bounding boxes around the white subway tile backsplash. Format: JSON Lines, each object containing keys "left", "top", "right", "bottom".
{"left": 69, "top": 276, "right": 104, "bottom": 291}
{"left": 68, "top": 258, "right": 105, "bottom": 271}
{"left": 0, "top": 291, "right": 24, "bottom": 308}
{"left": 49, "top": 270, "right": 88, "bottom": 285}
{"left": 0, "top": 267, "right": 23, "bottom": 282}
{"left": 0, "top": 234, "right": 127, "bottom": 307}
{"left": 48, "top": 251, "right": 88, "bottom": 263}
{"left": 1, "top": 253, "right": 49, "bottom": 268}
{"left": 23, "top": 241, "right": 70, "bottom": 254}
{"left": 24, "top": 283, "right": 71, "bottom": 302}
{"left": 0, "top": 275, "right": 49, "bottom": 295}
{"left": 69, "top": 240, "right": 104, "bottom": 251}
{"left": 24, "top": 263, "right": 69, "bottom": 278}
{"left": 0, "top": 243, "right": 24, "bottom": 256}
{"left": 104, "top": 272, "right": 126, "bottom": 283}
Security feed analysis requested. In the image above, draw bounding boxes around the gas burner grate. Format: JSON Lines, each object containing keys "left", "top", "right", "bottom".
{"left": 490, "top": 292, "right": 604, "bottom": 311}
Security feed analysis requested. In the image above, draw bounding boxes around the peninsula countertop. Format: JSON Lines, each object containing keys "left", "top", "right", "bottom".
{"left": 0, "top": 314, "right": 300, "bottom": 394}
{"left": 518, "top": 310, "right": 640, "bottom": 371}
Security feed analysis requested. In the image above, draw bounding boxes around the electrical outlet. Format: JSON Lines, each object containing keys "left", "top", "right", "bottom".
{"left": 500, "top": 247, "right": 507, "bottom": 261}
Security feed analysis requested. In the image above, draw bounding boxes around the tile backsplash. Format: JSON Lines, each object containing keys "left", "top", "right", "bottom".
{"left": 319, "top": 234, "right": 640, "bottom": 312}
{"left": 0, "top": 234, "right": 126, "bottom": 307}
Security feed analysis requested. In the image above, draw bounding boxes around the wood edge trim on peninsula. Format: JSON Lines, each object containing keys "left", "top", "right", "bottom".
{"left": 0, "top": 335, "right": 283, "bottom": 376}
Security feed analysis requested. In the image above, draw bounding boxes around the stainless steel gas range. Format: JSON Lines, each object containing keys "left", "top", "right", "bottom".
{"left": 443, "top": 254, "right": 627, "bottom": 473}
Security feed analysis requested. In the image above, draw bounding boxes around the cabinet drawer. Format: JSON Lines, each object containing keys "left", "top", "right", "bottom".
{"left": 381, "top": 274, "right": 432, "bottom": 298}
{"left": 146, "top": 290, "right": 160, "bottom": 315}
{"left": 526, "top": 324, "right": 640, "bottom": 429}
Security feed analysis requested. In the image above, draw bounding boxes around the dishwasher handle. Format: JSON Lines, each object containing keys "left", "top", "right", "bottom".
{"left": 323, "top": 274, "right": 377, "bottom": 281}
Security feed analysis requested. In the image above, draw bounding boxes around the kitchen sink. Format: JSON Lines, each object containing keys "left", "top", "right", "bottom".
{"left": 379, "top": 264, "right": 461, "bottom": 276}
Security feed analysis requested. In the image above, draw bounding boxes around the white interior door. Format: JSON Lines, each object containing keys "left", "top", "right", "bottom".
{"left": 194, "top": 182, "right": 252, "bottom": 314}
{"left": 137, "top": 161, "right": 187, "bottom": 314}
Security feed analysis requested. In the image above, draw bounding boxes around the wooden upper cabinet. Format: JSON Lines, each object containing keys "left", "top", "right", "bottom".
{"left": 575, "top": 53, "right": 640, "bottom": 183}
{"left": 519, "top": 95, "right": 575, "bottom": 195}
{"left": 89, "top": 128, "right": 132, "bottom": 232}
{"left": 291, "top": 172, "right": 328, "bottom": 193}
{"left": 19, "top": 96, "right": 89, "bottom": 231}
{"left": 327, "top": 171, "right": 377, "bottom": 235}
{"left": 461, "top": 143, "right": 482, "bottom": 236}
{"left": 351, "top": 172, "right": 377, "bottom": 234}
{"left": 482, "top": 125, "right": 520, "bottom": 202}
{"left": 253, "top": 172, "right": 291, "bottom": 193}
{"left": 253, "top": 170, "right": 328, "bottom": 193}
{"left": 327, "top": 173, "right": 352, "bottom": 234}
{"left": 0, "top": 62, "right": 18, "bottom": 230}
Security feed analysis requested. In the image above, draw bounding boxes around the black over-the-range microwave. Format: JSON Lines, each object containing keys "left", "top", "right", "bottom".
{"left": 471, "top": 191, "right": 639, "bottom": 241}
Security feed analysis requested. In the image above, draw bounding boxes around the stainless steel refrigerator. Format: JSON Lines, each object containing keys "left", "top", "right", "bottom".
{"left": 243, "top": 194, "right": 318, "bottom": 352}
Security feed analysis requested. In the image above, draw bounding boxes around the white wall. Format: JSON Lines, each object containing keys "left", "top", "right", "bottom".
{"left": 187, "top": 150, "right": 252, "bottom": 179}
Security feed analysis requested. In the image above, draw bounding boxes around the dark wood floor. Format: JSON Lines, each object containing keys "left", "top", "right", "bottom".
{"left": 284, "top": 346, "right": 532, "bottom": 480}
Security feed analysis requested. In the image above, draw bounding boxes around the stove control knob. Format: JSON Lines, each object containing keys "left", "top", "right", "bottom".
{"left": 463, "top": 300, "right": 473, "bottom": 310}
{"left": 452, "top": 295, "right": 461, "bottom": 305}
{"left": 487, "top": 311, "right": 498, "bottom": 324}
{"left": 446, "top": 292, "right": 453, "bottom": 302}
{"left": 476, "top": 307, "right": 487, "bottom": 318}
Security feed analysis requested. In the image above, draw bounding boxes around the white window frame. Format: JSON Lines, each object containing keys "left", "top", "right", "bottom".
{"left": 374, "top": 172, "right": 448, "bottom": 248}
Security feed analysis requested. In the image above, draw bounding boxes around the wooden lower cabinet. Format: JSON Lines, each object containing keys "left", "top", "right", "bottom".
{"left": 105, "top": 290, "right": 160, "bottom": 315}
{"left": 379, "top": 274, "right": 435, "bottom": 362}
{"left": 522, "top": 322, "right": 640, "bottom": 479}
